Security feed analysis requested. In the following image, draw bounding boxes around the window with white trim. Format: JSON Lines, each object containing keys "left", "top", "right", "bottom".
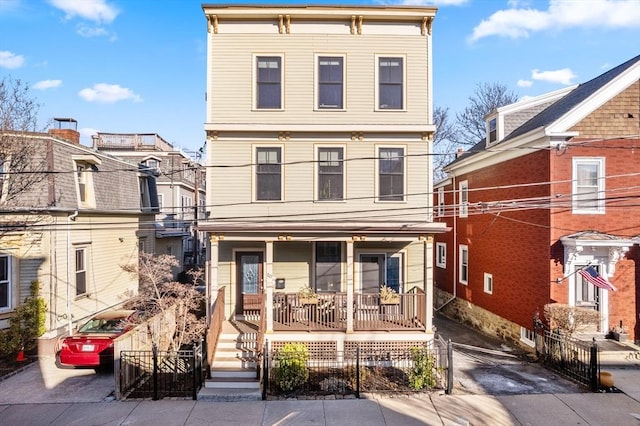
{"left": 157, "top": 193, "right": 164, "bottom": 212}
{"left": 318, "top": 147, "right": 344, "bottom": 201}
{"left": 255, "top": 55, "right": 283, "bottom": 109}
{"left": 378, "top": 147, "right": 404, "bottom": 201}
{"left": 484, "top": 272, "right": 493, "bottom": 294}
{"left": 75, "top": 247, "right": 87, "bottom": 296}
{"left": 0, "top": 254, "right": 11, "bottom": 311}
{"left": 459, "top": 245, "right": 468, "bottom": 285}
{"left": 520, "top": 327, "right": 535, "bottom": 347}
{"left": 315, "top": 242, "right": 342, "bottom": 293}
{"left": 377, "top": 56, "right": 404, "bottom": 110}
{"left": 437, "top": 187, "right": 445, "bottom": 217}
{"left": 487, "top": 117, "right": 497, "bottom": 144}
{"left": 573, "top": 158, "right": 605, "bottom": 213}
{"left": 256, "top": 147, "right": 282, "bottom": 201}
{"left": 73, "top": 156, "right": 100, "bottom": 208}
{"left": 436, "top": 242, "right": 446, "bottom": 268}
{"left": 317, "top": 56, "right": 344, "bottom": 110}
{"left": 459, "top": 180, "right": 468, "bottom": 218}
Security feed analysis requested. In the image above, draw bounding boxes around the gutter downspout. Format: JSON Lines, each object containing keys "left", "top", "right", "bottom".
{"left": 66, "top": 210, "right": 78, "bottom": 335}
{"left": 435, "top": 174, "right": 457, "bottom": 311}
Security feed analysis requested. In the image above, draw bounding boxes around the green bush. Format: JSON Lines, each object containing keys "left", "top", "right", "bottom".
{"left": 0, "top": 280, "right": 47, "bottom": 357}
{"left": 408, "top": 347, "right": 437, "bottom": 390}
{"left": 274, "top": 343, "right": 309, "bottom": 392}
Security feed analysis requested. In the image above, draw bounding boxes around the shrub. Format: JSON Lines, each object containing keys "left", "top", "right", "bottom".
{"left": 0, "top": 280, "right": 47, "bottom": 357}
{"left": 274, "top": 343, "right": 309, "bottom": 392}
{"left": 408, "top": 347, "right": 436, "bottom": 390}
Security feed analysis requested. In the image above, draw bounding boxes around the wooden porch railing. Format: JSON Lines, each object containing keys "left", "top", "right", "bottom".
{"left": 205, "top": 287, "right": 226, "bottom": 372}
{"left": 272, "top": 292, "right": 348, "bottom": 331}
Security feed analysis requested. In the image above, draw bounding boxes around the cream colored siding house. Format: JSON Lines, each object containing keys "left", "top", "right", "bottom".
{"left": 201, "top": 5, "right": 447, "bottom": 352}
{"left": 0, "top": 122, "right": 156, "bottom": 337}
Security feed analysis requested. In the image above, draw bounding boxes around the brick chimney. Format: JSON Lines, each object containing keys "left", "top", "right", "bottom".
{"left": 49, "top": 117, "right": 80, "bottom": 144}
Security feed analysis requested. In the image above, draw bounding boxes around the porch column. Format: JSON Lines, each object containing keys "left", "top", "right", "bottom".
{"left": 346, "top": 240, "right": 354, "bottom": 333}
{"left": 424, "top": 237, "right": 433, "bottom": 333}
{"left": 265, "top": 240, "right": 274, "bottom": 333}
{"left": 208, "top": 234, "right": 220, "bottom": 318}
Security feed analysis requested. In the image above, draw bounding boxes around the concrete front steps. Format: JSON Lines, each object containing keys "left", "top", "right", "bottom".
{"left": 198, "top": 320, "right": 262, "bottom": 401}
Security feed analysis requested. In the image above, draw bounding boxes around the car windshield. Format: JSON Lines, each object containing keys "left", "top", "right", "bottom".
{"left": 78, "top": 318, "right": 126, "bottom": 333}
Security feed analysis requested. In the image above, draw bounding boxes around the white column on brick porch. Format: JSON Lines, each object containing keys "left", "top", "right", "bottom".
{"left": 265, "top": 240, "right": 274, "bottom": 333}
{"left": 346, "top": 239, "right": 354, "bottom": 333}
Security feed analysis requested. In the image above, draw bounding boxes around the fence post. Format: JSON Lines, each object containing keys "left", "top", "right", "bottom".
{"left": 590, "top": 341, "right": 599, "bottom": 392}
{"left": 356, "top": 346, "right": 360, "bottom": 399}
{"left": 261, "top": 340, "right": 269, "bottom": 401}
{"left": 192, "top": 343, "right": 198, "bottom": 400}
{"left": 152, "top": 345, "right": 159, "bottom": 401}
{"left": 446, "top": 339, "right": 453, "bottom": 395}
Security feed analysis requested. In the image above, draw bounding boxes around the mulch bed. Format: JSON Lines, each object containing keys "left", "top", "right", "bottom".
{"left": 0, "top": 355, "right": 37, "bottom": 380}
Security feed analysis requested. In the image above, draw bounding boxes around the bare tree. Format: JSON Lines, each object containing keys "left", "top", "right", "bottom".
{"left": 121, "top": 252, "right": 205, "bottom": 352}
{"left": 432, "top": 105, "right": 459, "bottom": 181}
{"left": 455, "top": 82, "right": 519, "bottom": 146}
{"left": 543, "top": 303, "right": 600, "bottom": 337}
{"left": 0, "top": 76, "right": 48, "bottom": 207}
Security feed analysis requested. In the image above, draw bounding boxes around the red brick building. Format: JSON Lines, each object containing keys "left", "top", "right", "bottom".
{"left": 434, "top": 54, "right": 640, "bottom": 346}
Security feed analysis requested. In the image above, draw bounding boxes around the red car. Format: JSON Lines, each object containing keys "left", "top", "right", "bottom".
{"left": 56, "top": 309, "right": 136, "bottom": 369}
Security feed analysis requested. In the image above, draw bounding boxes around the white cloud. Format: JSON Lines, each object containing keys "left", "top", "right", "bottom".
{"left": 78, "top": 83, "right": 142, "bottom": 104}
{"left": 470, "top": 0, "right": 640, "bottom": 42}
{"left": 33, "top": 79, "right": 62, "bottom": 90}
{"left": 77, "top": 25, "right": 108, "bottom": 38}
{"left": 517, "top": 79, "right": 533, "bottom": 87}
{"left": 531, "top": 68, "right": 576, "bottom": 85}
{"left": 0, "top": 50, "right": 25, "bottom": 69}
{"left": 49, "top": 0, "right": 119, "bottom": 24}
{"left": 0, "top": 0, "right": 20, "bottom": 14}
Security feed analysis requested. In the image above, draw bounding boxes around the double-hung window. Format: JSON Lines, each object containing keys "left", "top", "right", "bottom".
{"left": 378, "top": 147, "right": 404, "bottom": 201}
{"left": 73, "top": 155, "right": 100, "bottom": 208}
{"left": 459, "top": 180, "right": 468, "bottom": 218}
{"left": 256, "top": 147, "right": 282, "bottom": 201}
{"left": 75, "top": 247, "right": 87, "bottom": 296}
{"left": 378, "top": 56, "right": 404, "bottom": 110}
{"left": 484, "top": 272, "right": 493, "bottom": 294}
{"left": 573, "top": 158, "right": 605, "bottom": 213}
{"left": 315, "top": 242, "right": 342, "bottom": 292}
{"left": 0, "top": 254, "right": 11, "bottom": 311}
{"left": 256, "top": 56, "right": 282, "bottom": 109}
{"left": 437, "top": 187, "right": 445, "bottom": 217}
{"left": 317, "top": 56, "right": 344, "bottom": 109}
{"left": 459, "top": 245, "right": 468, "bottom": 285}
{"left": 436, "top": 243, "right": 446, "bottom": 268}
{"left": 318, "top": 147, "right": 344, "bottom": 201}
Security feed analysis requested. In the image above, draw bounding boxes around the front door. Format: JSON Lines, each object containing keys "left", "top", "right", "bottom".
{"left": 360, "top": 254, "right": 385, "bottom": 293}
{"left": 236, "top": 252, "right": 263, "bottom": 315}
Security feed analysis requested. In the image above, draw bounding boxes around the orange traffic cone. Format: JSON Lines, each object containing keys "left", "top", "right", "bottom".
{"left": 16, "top": 349, "right": 26, "bottom": 362}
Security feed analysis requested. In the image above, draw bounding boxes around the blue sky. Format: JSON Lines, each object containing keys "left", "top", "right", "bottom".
{"left": 1, "top": 0, "right": 639, "bottom": 154}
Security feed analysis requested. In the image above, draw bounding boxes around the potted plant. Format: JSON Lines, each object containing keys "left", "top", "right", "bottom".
{"left": 609, "top": 323, "right": 629, "bottom": 342}
{"left": 379, "top": 284, "right": 400, "bottom": 304}
{"left": 297, "top": 285, "right": 318, "bottom": 305}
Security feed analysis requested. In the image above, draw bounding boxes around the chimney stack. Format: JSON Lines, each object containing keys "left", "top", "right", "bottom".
{"left": 49, "top": 117, "right": 80, "bottom": 144}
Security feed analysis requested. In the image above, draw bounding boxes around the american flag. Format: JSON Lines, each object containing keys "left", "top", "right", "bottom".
{"left": 578, "top": 266, "right": 617, "bottom": 292}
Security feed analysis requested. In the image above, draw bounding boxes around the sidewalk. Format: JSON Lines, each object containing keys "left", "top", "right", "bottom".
{"left": 1, "top": 388, "right": 640, "bottom": 426}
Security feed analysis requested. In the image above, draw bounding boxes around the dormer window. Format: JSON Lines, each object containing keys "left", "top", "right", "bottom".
{"left": 142, "top": 157, "right": 160, "bottom": 173}
{"left": 488, "top": 117, "right": 497, "bottom": 144}
{"left": 72, "top": 154, "right": 101, "bottom": 209}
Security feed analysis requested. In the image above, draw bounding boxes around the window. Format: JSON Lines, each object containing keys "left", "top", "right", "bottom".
{"left": 73, "top": 156, "right": 100, "bottom": 208}
{"left": 256, "top": 147, "right": 282, "bottom": 201}
{"left": 315, "top": 242, "right": 341, "bottom": 292}
{"left": 484, "top": 272, "right": 493, "bottom": 294}
{"left": 157, "top": 193, "right": 164, "bottom": 212}
{"left": 317, "top": 56, "right": 344, "bottom": 109}
{"left": 181, "top": 195, "right": 193, "bottom": 219}
{"left": 378, "top": 56, "right": 404, "bottom": 110}
{"left": 378, "top": 147, "right": 404, "bottom": 201}
{"left": 0, "top": 157, "right": 8, "bottom": 201}
{"left": 459, "top": 245, "right": 468, "bottom": 285}
{"left": 488, "top": 117, "right": 497, "bottom": 143}
{"left": 437, "top": 187, "right": 445, "bottom": 217}
{"left": 436, "top": 243, "right": 446, "bottom": 268}
{"left": 520, "top": 327, "right": 535, "bottom": 347}
{"left": 0, "top": 254, "right": 11, "bottom": 311}
{"left": 138, "top": 239, "right": 145, "bottom": 254}
{"left": 459, "top": 180, "right": 468, "bottom": 218}
{"left": 573, "top": 158, "right": 605, "bottom": 213}
{"left": 359, "top": 252, "right": 404, "bottom": 293}
{"left": 318, "top": 147, "right": 344, "bottom": 200}
{"left": 75, "top": 248, "right": 87, "bottom": 296}
{"left": 77, "top": 164, "right": 87, "bottom": 203}
{"left": 143, "top": 158, "right": 159, "bottom": 172}
{"left": 256, "top": 56, "right": 282, "bottom": 109}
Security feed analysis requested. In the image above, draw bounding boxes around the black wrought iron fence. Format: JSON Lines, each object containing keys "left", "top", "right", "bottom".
{"left": 119, "top": 341, "right": 205, "bottom": 400}
{"left": 261, "top": 337, "right": 452, "bottom": 398}
{"left": 535, "top": 329, "right": 599, "bottom": 391}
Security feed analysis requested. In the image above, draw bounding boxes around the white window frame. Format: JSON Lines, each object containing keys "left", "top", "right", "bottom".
{"left": 376, "top": 145, "right": 406, "bottom": 202}
{"left": 316, "top": 145, "right": 345, "bottom": 201}
{"left": 314, "top": 242, "right": 343, "bottom": 293}
{"left": 375, "top": 54, "right": 406, "bottom": 111}
{"left": 436, "top": 242, "right": 446, "bottom": 268}
{"left": 484, "top": 272, "right": 493, "bottom": 294}
{"left": 459, "top": 180, "right": 468, "bottom": 218}
{"left": 72, "top": 156, "right": 100, "bottom": 209}
{"left": 572, "top": 157, "right": 605, "bottom": 214}
{"left": 520, "top": 327, "right": 535, "bottom": 347}
{"left": 459, "top": 244, "right": 468, "bottom": 285}
{"left": 75, "top": 247, "right": 87, "bottom": 297}
{"left": 157, "top": 193, "right": 165, "bottom": 212}
{"left": 253, "top": 145, "right": 284, "bottom": 202}
{"left": 356, "top": 250, "right": 405, "bottom": 294}
{"left": 437, "top": 187, "right": 444, "bottom": 217}
{"left": 315, "top": 54, "right": 346, "bottom": 111}
{"left": 0, "top": 254, "right": 12, "bottom": 312}
{"left": 253, "top": 54, "right": 284, "bottom": 110}
{"left": 487, "top": 116, "right": 497, "bottom": 144}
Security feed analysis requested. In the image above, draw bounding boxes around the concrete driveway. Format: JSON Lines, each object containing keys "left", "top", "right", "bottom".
{"left": 433, "top": 313, "right": 585, "bottom": 395}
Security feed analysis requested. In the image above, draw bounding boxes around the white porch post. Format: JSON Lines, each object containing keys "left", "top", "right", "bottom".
{"left": 424, "top": 237, "right": 434, "bottom": 334}
{"left": 346, "top": 240, "right": 354, "bottom": 333}
{"left": 265, "top": 240, "right": 274, "bottom": 333}
{"left": 208, "top": 235, "right": 220, "bottom": 318}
